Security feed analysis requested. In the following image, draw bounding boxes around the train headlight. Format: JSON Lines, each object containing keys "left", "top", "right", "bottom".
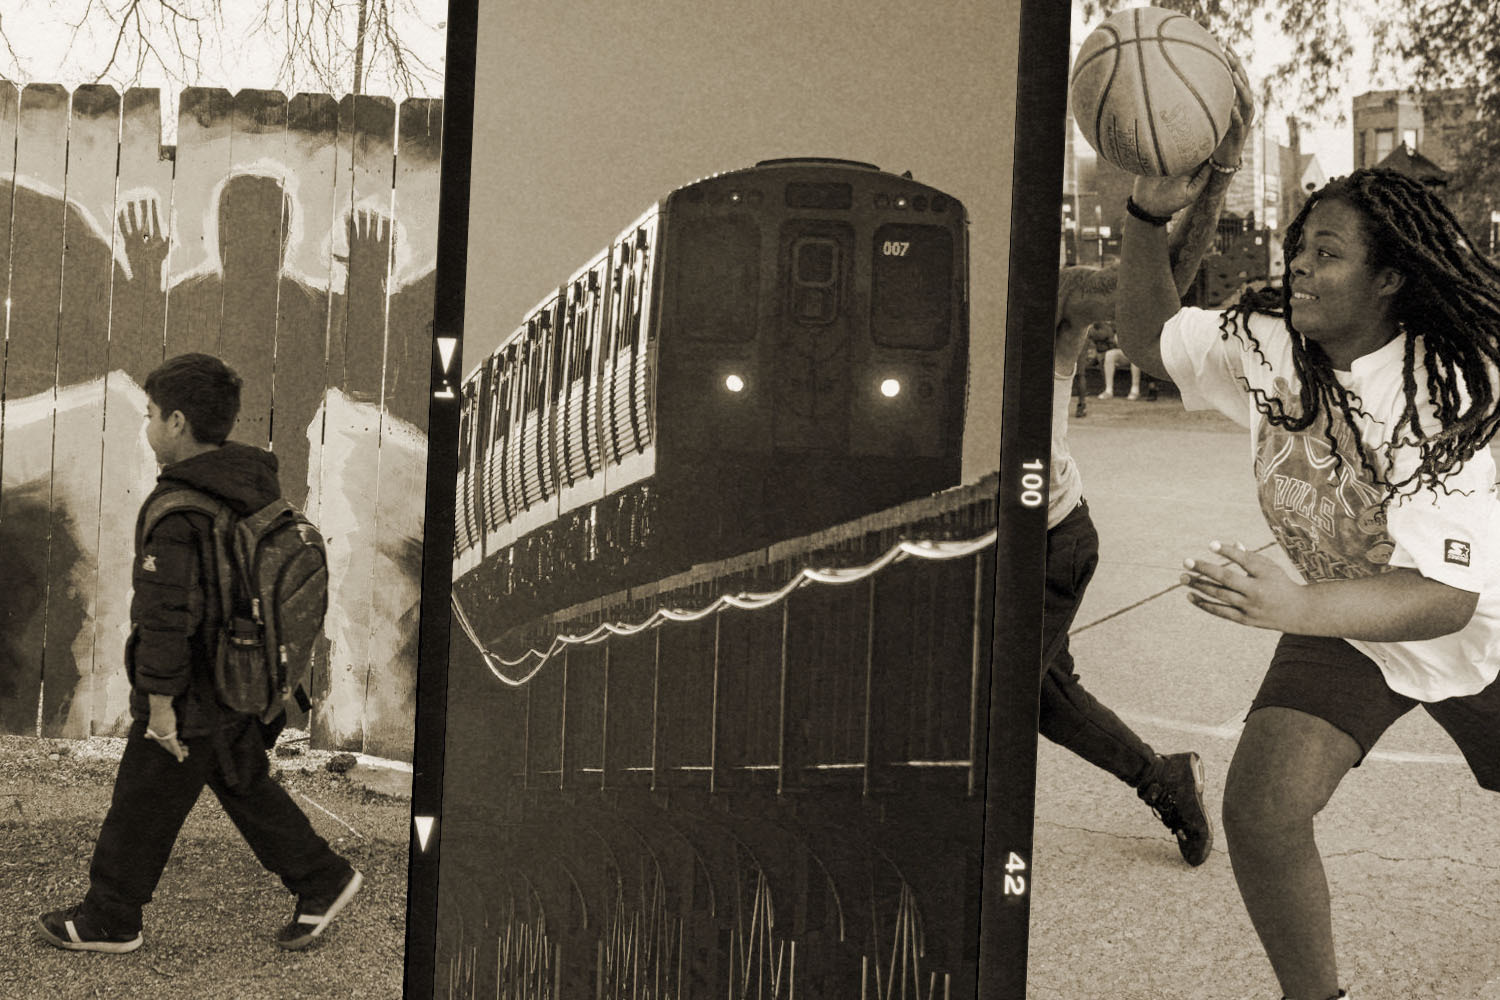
{"left": 879, "top": 378, "right": 901, "bottom": 398}
{"left": 894, "top": 196, "right": 908, "bottom": 210}
{"left": 725, "top": 373, "right": 746, "bottom": 393}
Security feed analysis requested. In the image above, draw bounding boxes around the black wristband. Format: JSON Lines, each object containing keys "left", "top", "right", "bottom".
{"left": 1125, "top": 196, "right": 1172, "bottom": 227}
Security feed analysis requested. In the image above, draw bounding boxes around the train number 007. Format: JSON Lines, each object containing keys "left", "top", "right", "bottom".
{"left": 881, "top": 241, "right": 911, "bottom": 257}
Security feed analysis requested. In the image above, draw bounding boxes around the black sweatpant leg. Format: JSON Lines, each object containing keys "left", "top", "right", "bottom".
{"left": 1039, "top": 501, "right": 1158, "bottom": 786}
{"left": 207, "top": 719, "right": 351, "bottom": 900}
{"left": 83, "top": 721, "right": 208, "bottom": 935}
{"left": 83, "top": 717, "right": 349, "bottom": 935}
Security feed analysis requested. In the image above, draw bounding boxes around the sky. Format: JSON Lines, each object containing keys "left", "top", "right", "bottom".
{"left": 463, "top": 0, "right": 1024, "bottom": 478}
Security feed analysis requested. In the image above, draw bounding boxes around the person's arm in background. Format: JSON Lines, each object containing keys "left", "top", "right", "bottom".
{"left": 1118, "top": 53, "right": 1255, "bottom": 375}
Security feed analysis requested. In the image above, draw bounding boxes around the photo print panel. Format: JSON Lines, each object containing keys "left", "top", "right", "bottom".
{"left": 2, "top": 76, "right": 443, "bottom": 1000}
{"left": 0, "top": 84, "right": 442, "bottom": 747}
{"left": 406, "top": 1, "right": 1071, "bottom": 997}
{"left": 1021, "top": 8, "right": 1500, "bottom": 1000}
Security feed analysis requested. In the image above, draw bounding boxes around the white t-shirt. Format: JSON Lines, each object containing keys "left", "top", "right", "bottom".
{"left": 1161, "top": 306, "right": 1500, "bottom": 701}
{"left": 1048, "top": 372, "right": 1083, "bottom": 530}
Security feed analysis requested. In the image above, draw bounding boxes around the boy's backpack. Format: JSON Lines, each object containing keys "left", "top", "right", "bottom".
{"left": 140, "top": 489, "right": 328, "bottom": 723}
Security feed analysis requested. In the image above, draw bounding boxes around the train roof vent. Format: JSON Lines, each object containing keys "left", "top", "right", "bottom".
{"left": 753, "top": 156, "right": 881, "bottom": 171}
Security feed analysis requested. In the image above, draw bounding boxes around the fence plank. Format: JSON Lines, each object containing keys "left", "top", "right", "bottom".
{"left": 0, "top": 81, "right": 29, "bottom": 734}
{"left": 281, "top": 94, "right": 342, "bottom": 741}
{"left": 0, "top": 84, "right": 433, "bottom": 758}
{"left": 276, "top": 93, "right": 339, "bottom": 514}
{"left": 217, "top": 89, "right": 289, "bottom": 451}
{"left": 6, "top": 84, "right": 70, "bottom": 736}
{"left": 360, "top": 98, "right": 443, "bottom": 759}
{"left": 40, "top": 85, "right": 123, "bottom": 737}
{"left": 111, "top": 89, "right": 173, "bottom": 386}
{"left": 308, "top": 94, "right": 397, "bottom": 750}
{"left": 92, "top": 89, "right": 176, "bottom": 736}
{"left": 165, "top": 87, "right": 233, "bottom": 359}
{"left": 387, "top": 98, "right": 442, "bottom": 431}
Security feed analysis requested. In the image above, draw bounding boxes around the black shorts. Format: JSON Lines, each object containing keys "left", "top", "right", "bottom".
{"left": 1251, "top": 633, "right": 1500, "bottom": 791}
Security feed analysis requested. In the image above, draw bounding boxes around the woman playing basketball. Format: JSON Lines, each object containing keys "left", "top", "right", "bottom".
{"left": 1115, "top": 103, "right": 1500, "bottom": 999}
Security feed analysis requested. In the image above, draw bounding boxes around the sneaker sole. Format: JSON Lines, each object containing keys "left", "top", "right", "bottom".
{"left": 278, "top": 870, "right": 364, "bottom": 951}
{"left": 35, "top": 916, "right": 143, "bottom": 954}
{"left": 1180, "top": 753, "right": 1214, "bottom": 867}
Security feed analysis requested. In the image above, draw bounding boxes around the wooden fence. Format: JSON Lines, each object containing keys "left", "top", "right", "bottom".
{"left": 0, "top": 83, "right": 443, "bottom": 760}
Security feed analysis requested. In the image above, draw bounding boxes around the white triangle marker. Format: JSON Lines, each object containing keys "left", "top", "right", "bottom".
{"left": 436, "top": 336, "right": 458, "bottom": 373}
{"left": 414, "top": 815, "right": 436, "bottom": 851}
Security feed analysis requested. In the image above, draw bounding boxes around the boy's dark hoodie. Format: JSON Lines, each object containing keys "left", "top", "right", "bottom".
{"left": 127, "top": 441, "right": 280, "bottom": 739}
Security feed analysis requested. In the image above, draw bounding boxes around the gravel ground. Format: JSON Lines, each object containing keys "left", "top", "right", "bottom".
{"left": 0, "top": 731, "right": 412, "bottom": 1000}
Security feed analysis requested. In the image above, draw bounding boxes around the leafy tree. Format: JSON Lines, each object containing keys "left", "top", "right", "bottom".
{"left": 1080, "top": 0, "right": 1500, "bottom": 242}
{"left": 1078, "top": 0, "right": 1355, "bottom": 122}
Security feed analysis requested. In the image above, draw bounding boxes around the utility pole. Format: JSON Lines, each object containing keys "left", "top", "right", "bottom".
{"left": 353, "top": 0, "right": 369, "bottom": 95}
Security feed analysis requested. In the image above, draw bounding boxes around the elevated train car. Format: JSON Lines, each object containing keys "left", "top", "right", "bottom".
{"left": 453, "top": 157, "right": 970, "bottom": 635}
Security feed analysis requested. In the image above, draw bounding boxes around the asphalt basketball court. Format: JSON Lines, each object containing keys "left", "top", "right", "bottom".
{"left": 1023, "top": 394, "right": 1500, "bottom": 1000}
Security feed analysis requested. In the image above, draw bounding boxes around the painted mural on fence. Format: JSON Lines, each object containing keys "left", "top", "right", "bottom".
{"left": 0, "top": 83, "right": 442, "bottom": 759}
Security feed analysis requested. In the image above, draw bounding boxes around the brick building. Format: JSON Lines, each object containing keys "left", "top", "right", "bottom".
{"left": 1351, "top": 88, "right": 1497, "bottom": 249}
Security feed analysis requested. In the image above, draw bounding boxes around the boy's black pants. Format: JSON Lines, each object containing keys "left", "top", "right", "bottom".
{"left": 83, "top": 715, "right": 352, "bottom": 935}
{"left": 1040, "top": 499, "right": 1158, "bottom": 786}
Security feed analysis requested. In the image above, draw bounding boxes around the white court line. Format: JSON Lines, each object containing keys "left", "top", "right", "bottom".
{"left": 1118, "top": 711, "right": 1469, "bottom": 767}
{"left": 1075, "top": 540, "right": 1470, "bottom": 769}
{"left": 296, "top": 791, "right": 366, "bottom": 839}
{"left": 1120, "top": 711, "right": 1243, "bottom": 742}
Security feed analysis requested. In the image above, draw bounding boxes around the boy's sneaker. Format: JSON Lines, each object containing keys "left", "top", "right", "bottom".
{"left": 277, "top": 869, "right": 363, "bottom": 950}
{"left": 36, "top": 905, "right": 143, "bottom": 953}
{"left": 1137, "top": 752, "right": 1213, "bottom": 866}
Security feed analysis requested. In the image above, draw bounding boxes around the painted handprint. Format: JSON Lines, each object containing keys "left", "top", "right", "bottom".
{"left": 118, "top": 196, "right": 167, "bottom": 288}
{"left": 339, "top": 207, "right": 395, "bottom": 296}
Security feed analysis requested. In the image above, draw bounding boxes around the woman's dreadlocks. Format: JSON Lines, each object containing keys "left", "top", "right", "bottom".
{"left": 1218, "top": 167, "right": 1500, "bottom": 503}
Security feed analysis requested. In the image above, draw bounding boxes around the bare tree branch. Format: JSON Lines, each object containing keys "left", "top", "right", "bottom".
{"left": 2, "top": 0, "right": 442, "bottom": 100}
{"left": 0, "top": 12, "right": 30, "bottom": 82}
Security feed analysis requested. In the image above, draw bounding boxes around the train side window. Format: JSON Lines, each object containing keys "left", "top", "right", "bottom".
{"left": 871, "top": 223, "right": 953, "bottom": 349}
{"left": 458, "top": 387, "right": 474, "bottom": 467}
{"left": 630, "top": 231, "right": 654, "bottom": 349}
{"left": 502, "top": 347, "right": 521, "bottom": 460}
{"left": 568, "top": 282, "right": 595, "bottom": 384}
{"left": 790, "top": 236, "right": 840, "bottom": 325}
{"left": 542, "top": 311, "right": 569, "bottom": 403}
{"left": 609, "top": 250, "right": 641, "bottom": 357}
{"left": 673, "top": 216, "right": 760, "bottom": 341}
{"left": 498, "top": 353, "right": 516, "bottom": 443}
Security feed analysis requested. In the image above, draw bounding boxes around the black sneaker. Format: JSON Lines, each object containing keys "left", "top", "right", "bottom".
{"left": 1138, "top": 752, "right": 1213, "bottom": 866}
{"left": 276, "top": 869, "right": 363, "bottom": 950}
{"left": 36, "top": 904, "right": 143, "bottom": 953}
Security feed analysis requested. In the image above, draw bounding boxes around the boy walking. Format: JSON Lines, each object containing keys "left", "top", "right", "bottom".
{"left": 37, "top": 353, "right": 361, "bottom": 954}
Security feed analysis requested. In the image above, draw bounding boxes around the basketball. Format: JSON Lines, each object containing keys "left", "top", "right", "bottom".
{"left": 1070, "top": 6, "right": 1236, "bottom": 177}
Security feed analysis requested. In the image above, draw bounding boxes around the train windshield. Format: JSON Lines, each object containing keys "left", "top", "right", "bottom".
{"left": 871, "top": 223, "right": 953, "bottom": 349}
{"left": 673, "top": 216, "right": 761, "bottom": 341}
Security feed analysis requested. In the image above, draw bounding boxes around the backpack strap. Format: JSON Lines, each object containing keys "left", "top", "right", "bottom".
{"left": 140, "top": 488, "right": 239, "bottom": 624}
